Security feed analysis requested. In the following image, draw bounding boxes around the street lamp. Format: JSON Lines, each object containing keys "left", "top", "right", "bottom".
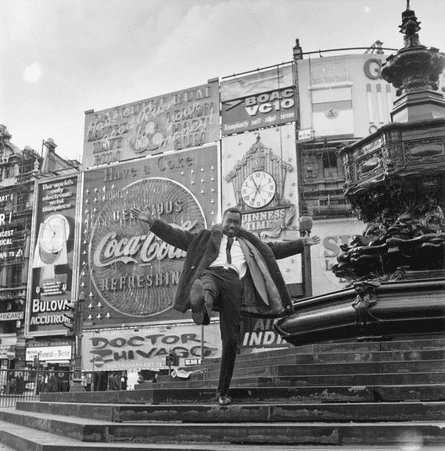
{"left": 70, "top": 291, "right": 85, "bottom": 392}
{"left": 299, "top": 205, "right": 313, "bottom": 298}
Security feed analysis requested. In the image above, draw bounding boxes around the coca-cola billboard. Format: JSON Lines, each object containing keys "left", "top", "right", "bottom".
{"left": 80, "top": 144, "right": 218, "bottom": 326}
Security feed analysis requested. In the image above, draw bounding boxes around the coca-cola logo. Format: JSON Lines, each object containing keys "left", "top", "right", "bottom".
{"left": 89, "top": 178, "right": 206, "bottom": 318}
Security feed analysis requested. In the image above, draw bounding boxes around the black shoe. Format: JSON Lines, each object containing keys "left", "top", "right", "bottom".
{"left": 190, "top": 279, "right": 206, "bottom": 325}
{"left": 217, "top": 394, "right": 232, "bottom": 406}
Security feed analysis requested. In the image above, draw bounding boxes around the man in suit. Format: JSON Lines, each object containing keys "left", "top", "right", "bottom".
{"left": 131, "top": 206, "right": 319, "bottom": 405}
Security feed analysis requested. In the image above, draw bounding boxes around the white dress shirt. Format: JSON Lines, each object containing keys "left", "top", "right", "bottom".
{"left": 209, "top": 235, "right": 247, "bottom": 279}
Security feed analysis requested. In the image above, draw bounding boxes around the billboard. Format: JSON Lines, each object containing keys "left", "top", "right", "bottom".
{"left": 310, "top": 217, "right": 366, "bottom": 296}
{"left": 0, "top": 192, "right": 24, "bottom": 266}
{"left": 80, "top": 144, "right": 219, "bottom": 327}
{"left": 241, "top": 317, "right": 290, "bottom": 352}
{"left": 26, "top": 174, "right": 81, "bottom": 337}
{"left": 83, "top": 80, "right": 220, "bottom": 168}
{"left": 25, "top": 345, "right": 72, "bottom": 364}
{"left": 82, "top": 322, "right": 222, "bottom": 372}
{"left": 221, "top": 65, "right": 293, "bottom": 102}
{"left": 221, "top": 65, "right": 297, "bottom": 135}
{"left": 221, "top": 125, "right": 301, "bottom": 284}
{"left": 297, "top": 54, "right": 395, "bottom": 138}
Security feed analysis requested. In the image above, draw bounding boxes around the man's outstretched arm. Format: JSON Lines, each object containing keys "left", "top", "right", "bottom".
{"left": 302, "top": 236, "right": 321, "bottom": 247}
{"left": 131, "top": 207, "right": 196, "bottom": 251}
{"left": 131, "top": 207, "right": 154, "bottom": 227}
{"left": 268, "top": 235, "right": 321, "bottom": 260}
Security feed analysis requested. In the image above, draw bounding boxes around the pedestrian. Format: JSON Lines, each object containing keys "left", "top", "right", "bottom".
{"left": 120, "top": 372, "right": 127, "bottom": 390}
{"left": 107, "top": 372, "right": 115, "bottom": 391}
{"left": 114, "top": 372, "right": 122, "bottom": 390}
{"left": 47, "top": 371, "right": 58, "bottom": 392}
{"left": 137, "top": 372, "right": 145, "bottom": 384}
{"left": 131, "top": 206, "right": 319, "bottom": 405}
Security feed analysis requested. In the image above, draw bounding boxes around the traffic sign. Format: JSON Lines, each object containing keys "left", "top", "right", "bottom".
{"left": 6, "top": 346, "right": 15, "bottom": 361}
{"left": 93, "top": 356, "right": 104, "bottom": 368}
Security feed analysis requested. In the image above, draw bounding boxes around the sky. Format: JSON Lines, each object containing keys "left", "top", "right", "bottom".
{"left": 1, "top": 0, "right": 444, "bottom": 162}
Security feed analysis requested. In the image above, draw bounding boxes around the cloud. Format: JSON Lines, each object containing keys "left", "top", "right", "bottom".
{"left": 23, "top": 63, "right": 42, "bottom": 83}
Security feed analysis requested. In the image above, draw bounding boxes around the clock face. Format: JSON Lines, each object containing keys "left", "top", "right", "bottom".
{"left": 39, "top": 214, "right": 70, "bottom": 254}
{"left": 325, "top": 105, "right": 339, "bottom": 119}
{"left": 241, "top": 171, "right": 276, "bottom": 209}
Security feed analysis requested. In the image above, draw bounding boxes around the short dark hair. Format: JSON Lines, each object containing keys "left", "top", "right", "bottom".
{"left": 223, "top": 207, "right": 242, "bottom": 222}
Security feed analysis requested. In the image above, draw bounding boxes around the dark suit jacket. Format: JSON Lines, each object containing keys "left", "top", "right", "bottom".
{"left": 150, "top": 219, "right": 305, "bottom": 317}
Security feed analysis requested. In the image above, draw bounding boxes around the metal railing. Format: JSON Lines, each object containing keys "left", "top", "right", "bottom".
{"left": 0, "top": 368, "right": 72, "bottom": 408}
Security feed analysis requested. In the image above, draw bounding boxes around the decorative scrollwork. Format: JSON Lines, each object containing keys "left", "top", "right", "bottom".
{"left": 352, "top": 280, "right": 381, "bottom": 330}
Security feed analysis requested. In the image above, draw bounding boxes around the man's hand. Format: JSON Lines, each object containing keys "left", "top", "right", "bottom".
{"left": 131, "top": 207, "right": 154, "bottom": 226}
{"left": 303, "top": 235, "right": 320, "bottom": 247}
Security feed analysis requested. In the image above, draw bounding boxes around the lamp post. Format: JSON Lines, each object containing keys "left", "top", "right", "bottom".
{"left": 299, "top": 205, "right": 314, "bottom": 298}
{"left": 70, "top": 291, "right": 85, "bottom": 392}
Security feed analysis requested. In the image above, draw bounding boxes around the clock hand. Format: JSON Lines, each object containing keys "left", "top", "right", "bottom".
{"left": 259, "top": 174, "right": 274, "bottom": 192}
{"left": 250, "top": 177, "right": 260, "bottom": 191}
{"left": 256, "top": 177, "right": 268, "bottom": 194}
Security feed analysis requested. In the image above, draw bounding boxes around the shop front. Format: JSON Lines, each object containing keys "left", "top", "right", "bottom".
{"left": 0, "top": 335, "right": 17, "bottom": 370}
{"left": 24, "top": 342, "right": 72, "bottom": 392}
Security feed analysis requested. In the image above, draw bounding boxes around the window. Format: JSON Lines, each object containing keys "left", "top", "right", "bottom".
{"left": 322, "top": 151, "right": 339, "bottom": 178}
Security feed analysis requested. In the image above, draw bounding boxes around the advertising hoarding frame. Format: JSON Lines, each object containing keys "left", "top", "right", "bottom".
{"left": 221, "top": 125, "right": 302, "bottom": 285}
{"left": 25, "top": 173, "right": 82, "bottom": 338}
{"left": 221, "top": 64, "right": 297, "bottom": 136}
{"left": 79, "top": 143, "right": 220, "bottom": 328}
{"left": 83, "top": 80, "right": 220, "bottom": 168}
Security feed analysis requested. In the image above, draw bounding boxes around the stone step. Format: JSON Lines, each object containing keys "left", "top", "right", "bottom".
{"left": 152, "top": 368, "right": 445, "bottom": 392}
{"left": 164, "top": 349, "right": 445, "bottom": 380}
{"left": 0, "top": 417, "right": 354, "bottom": 451}
{"left": 0, "top": 408, "right": 444, "bottom": 446}
{"left": 157, "top": 361, "right": 444, "bottom": 388}
{"left": 194, "top": 359, "right": 445, "bottom": 381}
{"left": 180, "top": 337, "right": 445, "bottom": 372}
{"left": 242, "top": 337, "right": 445, "bottom": 357}
{"left": 155, "top": 371, "right": 445, "bottom": 390}
{"left": 40, "top": 382, "right": 445, "bottom": 406}
{"left": 41, "top": 385, "right": 374, "bottom": 405}
{"left": 15, "top": 399, "right": 445, "bottom": 423}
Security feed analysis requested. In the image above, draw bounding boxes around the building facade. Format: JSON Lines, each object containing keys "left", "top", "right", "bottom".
{"left": 0, "top": 125, "right": 78, "bottom": 372}
{"left": 0, "top": 125, "right": 39, "bottom": 370}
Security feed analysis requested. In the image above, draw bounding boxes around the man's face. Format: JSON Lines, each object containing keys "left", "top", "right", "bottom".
{"left": 222, "top": 211, "right": 241, "bottom": 237}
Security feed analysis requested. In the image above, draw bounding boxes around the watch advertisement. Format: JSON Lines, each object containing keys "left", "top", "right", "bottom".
{"left": 26, "top": 174, "right": 80, "bottom": 337}
{"left": 81, "top": 144, "right": 218, "bottom": 327}
{"left": 83, "top": 80, "right": 220, "bottom": 168}
{"left": 221, "top": 125, "right": 302, "bottom": 284}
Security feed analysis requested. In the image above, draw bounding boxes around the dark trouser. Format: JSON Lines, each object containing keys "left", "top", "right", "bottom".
{"left": 201, "top": 267, "right": 243, "bottom": 396}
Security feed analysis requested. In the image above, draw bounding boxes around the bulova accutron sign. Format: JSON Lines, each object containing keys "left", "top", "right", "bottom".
{"left": 26, "top": 175, "right": 80, "bottom": 337}
{"left": 81, "top": 145, "right": 218, "bottom": 326}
